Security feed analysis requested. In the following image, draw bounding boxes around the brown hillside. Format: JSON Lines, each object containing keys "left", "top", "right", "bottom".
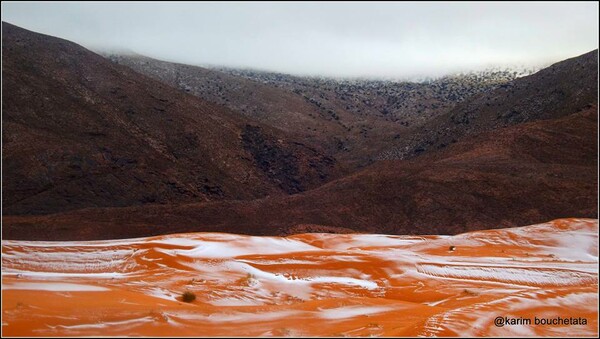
{"left": 379, "top": 49, "right": 598, "bottom": 160}
{"left": 4, "top": 105, "right": 596, "bottom": 240}
{"left": 2, "top": 22, "right": 339, "bottom": 215}
{"left": 109, "top": 54, "right": 523, "bottom": 168}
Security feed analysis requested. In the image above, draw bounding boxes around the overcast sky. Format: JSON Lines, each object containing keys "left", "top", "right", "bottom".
{"left": 2, "top": 2, "right": 598, "bottom": 78}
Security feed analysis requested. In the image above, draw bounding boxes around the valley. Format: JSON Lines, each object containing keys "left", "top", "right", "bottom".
{"left": 2, "top": 23, "right": 597, "bottom": 240}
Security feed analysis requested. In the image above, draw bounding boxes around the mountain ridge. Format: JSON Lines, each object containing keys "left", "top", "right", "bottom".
{"left": 378, "top": 49, "right": 598, "bottom": 160}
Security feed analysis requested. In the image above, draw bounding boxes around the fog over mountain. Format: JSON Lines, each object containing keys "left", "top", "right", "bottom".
{"left": 2, "top": 2, "right": 598, "bottom": 78}
{"left": 2, "top": 3, "right": 598, "bottom": 337}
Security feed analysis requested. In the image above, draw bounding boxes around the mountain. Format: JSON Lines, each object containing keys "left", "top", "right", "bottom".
{"left": 106, "top": 54, "right": 396, "bottom": 167}
{"left": 2, "top": 22, "right": 597, "bottom": 241}
{"left": 107, "top": 55, "right": 523, "bottom": 167}
{"left": 106, "top": 53, "right": 348, "bottom": 138}
{"left": 378, "top": 49, "right": 598, "bottom": 160}
{"left": 216, "top": 66, "right": 535, "bottom": 125}
{"left": 4, "top": 105, "right": 596, "bottom": 240}
{"left": 1, "top": 22, "right": 339, "bottom": 215}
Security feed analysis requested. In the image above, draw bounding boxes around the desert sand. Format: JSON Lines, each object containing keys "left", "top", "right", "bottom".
{"left": 2, "top": 218, "right": 597, "bottom": 337}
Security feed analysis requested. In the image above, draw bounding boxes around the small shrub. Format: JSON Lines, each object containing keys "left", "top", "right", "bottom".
{"left": 273, "top": 328, "right": 292, "bottom": 336}
{"left": 238, "top": 273, "right": 258, "bottom": 287}
{"left": 462, "top": 289, "right": 478, "bottom": 296}
{"left": 181, "top": 290, "right": 196, "bottom": 303}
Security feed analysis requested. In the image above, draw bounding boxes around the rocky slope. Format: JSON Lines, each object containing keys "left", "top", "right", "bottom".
{"left": 218, "top": 66, "right": 536, "bottom": 125}
{"left": 2, "top": 22, "right": 339, "bottom": 215}
{"left": 4, "top": 105, "right": 596, "bottom": 240}
{"left": 107, "top": 54, "right": 528, "bottom": 167}
{"left": 378, "top": 49, "right": 598, "bottom": 160}
{"left": 2, "top": 23, "right": 597, "bottom": 240}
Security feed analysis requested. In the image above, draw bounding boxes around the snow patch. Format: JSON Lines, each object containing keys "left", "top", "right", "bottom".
{"left": 2, "top": 282, "right": 108, "bottom": 291}
{"left": 318, "top": 305, "right": 397, "bottom": 319}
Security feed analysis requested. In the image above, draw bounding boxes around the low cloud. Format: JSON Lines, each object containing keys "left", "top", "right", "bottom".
{"left": 2, "top": 2, "right": 598, "bottom": 78}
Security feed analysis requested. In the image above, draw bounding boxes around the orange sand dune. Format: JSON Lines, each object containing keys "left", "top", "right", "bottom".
{"left": 2, "top": 218, "right": 598, "bottom": 337}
